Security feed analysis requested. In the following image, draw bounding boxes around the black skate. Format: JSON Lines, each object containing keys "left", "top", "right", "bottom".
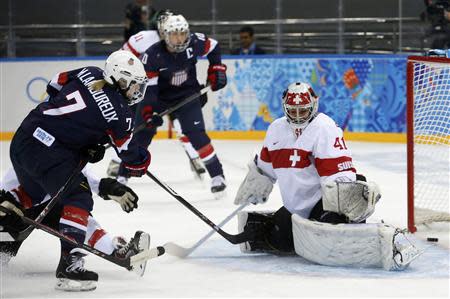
{"left": 211, "top": 175, "right": 226, "bottom": 199}
{"left": 55, "top": 249, "right": 98, "bottom": 292}
{"left": 113, "top": 231, "right": 151, "bottom": 277}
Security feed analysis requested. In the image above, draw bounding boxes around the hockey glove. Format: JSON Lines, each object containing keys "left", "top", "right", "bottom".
{"left": 122, "top": 148, "right": 151, "bottom": 177}
{"left": 234, "top": 160, "right": 274, "bottom": 205}
{"left": 141, "top": 106, "right": 163, "bottom": 128}
{"left": 0, "top": 190, "right": 25, "bottom": 229}
{"left": 81, "top": 144, "right": 105, "bottom": 163}
{"left": 207, "top": 64, "right": 227, "bottom": 91}
{"left": 98, "top": 178, "right": 139, "bottom": 213}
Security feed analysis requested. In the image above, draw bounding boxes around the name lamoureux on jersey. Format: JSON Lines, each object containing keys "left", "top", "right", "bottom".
{"left": 141, "top": 32, "right": 220, "bottom": 103}
{"left": 257, "top": 113, "right": 357, "bottom": 217}
{"left": 20, "top": 66, "right": 144, "bottom": 164}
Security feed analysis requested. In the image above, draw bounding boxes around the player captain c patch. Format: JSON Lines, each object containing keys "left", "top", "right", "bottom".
{"left": 170, "top": 70, "right": 188, "bottom": 86}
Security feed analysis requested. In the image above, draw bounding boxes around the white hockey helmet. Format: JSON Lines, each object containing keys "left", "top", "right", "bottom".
{"left": 156, "top": 9, "right": 173, "bottom": 37}
{"left": 282, "top": 82, "right": 319, "bottom": 130}
{"left": 104, "top": 50, "right": 148, "bottom": 105}
{"left": 163, "top": 14, "right": 191, "bottom": 53}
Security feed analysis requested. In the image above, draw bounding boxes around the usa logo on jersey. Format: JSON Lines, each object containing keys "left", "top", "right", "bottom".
{"left": 171, "top": 70, "right": 188, "bottom": 86}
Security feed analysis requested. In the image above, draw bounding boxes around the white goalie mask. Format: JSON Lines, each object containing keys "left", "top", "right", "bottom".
{"left": 104, "top": 50, "right": 148, "bottom": 106}
{"left": 163, "top": 14, "right": 191, "bottom": 53}
{"left": 282, "top": 82, "right": 319, "bottom": 130}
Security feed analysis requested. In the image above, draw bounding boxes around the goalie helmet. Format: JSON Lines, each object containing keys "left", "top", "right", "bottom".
{"left": 163, "top": 14, "right": 191, "bottom": 53}
{"left": 104, "top": 50, "right": 148, "bottom": 105}
{"left": 282, "top": 82, "right": 319, "bottom": 130}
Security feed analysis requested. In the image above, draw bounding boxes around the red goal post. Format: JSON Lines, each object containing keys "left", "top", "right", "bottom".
{"left": 406, "top": 56, "right": 450, "bottom": 233}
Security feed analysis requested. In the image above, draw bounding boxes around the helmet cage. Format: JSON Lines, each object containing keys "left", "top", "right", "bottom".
{"left": 282, "top": 83, "right": 319, "bottom": 129}
{"left": 163, "top": 15, "right": 191, "bottom": 53}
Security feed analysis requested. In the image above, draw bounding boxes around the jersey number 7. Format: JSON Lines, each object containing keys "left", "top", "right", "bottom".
{"left": 43, "top": 90, "right": 87, "bottom": 116}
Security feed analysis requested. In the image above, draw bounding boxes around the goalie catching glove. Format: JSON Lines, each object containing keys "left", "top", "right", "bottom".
{"left": 321, "top": 180, "right": 381, "bottom": 223}
{"left": 234, "top": 158, "right": 274, "bottom": 205}
{"left": 98, "top": 178, "right": 139, "bottom": 213}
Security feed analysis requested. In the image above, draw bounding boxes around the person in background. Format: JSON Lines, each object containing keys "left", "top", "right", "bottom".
{"left": 232, "top": 26, "right": 266, "bottom": 55}
{"left": 124, "top": 0, "right": 157, "bottom": 41}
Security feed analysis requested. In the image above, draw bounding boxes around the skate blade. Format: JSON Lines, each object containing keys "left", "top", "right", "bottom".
{"left": 55, "top": 278, "right": 97, "bottom": 292}
{"left": 131, "top": 232, "right": 151, "bottom": 277}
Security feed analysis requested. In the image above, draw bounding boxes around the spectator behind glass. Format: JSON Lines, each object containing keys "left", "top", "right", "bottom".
{"left": 421, "top": 0, "right": 450, "bottom": 48}
{"left": 124, "top": 0, "right": 157, "bottom": 41}
{"left": 232, "top": 26, "right": 266, "bottom": 55}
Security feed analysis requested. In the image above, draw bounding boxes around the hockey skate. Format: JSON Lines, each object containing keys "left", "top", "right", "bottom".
{"left": 190, "top": 157, "right": 206, "bottom": 180}
{"left": 55, "top": 248, "right": 98, "bottom": 292}
{"left": 106, "top": 160, "right": 120, "bottom": 177}
{"left": 113, "top": 231, "right": 151, "bottom": 277}
{"left": 211, "top": 175, "right": 226, "bottom": 199}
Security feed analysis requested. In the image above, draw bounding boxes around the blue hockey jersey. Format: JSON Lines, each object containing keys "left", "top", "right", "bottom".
{"left": 19, "top": 66, "right": 146, "bottom": 164}
{"left": 141, "top": 32, "right": 221, "bottom": 103}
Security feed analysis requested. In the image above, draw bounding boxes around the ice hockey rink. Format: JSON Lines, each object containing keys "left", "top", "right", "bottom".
{"left": 0, "top": 139, "right": 449, "bottom": 298}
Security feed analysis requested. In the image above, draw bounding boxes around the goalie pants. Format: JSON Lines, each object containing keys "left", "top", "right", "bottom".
{"left": 256, "top": 200, "right": 351, "bottom": 253}
{"left": 124, "top": 94, "right": 224, "bottom": 178}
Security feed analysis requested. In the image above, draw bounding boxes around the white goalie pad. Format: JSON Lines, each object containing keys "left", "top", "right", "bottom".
{"left": 234, "top": 161, "right": 274, "bottom": 205}
{"left": 321, "top": 180, "right": 381, "bottom": 222}
{"left": 291, "top": 214, "right": 422, "bottom": 270}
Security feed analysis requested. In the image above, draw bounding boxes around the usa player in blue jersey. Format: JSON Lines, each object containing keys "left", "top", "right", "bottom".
{"left": 4, "top": 50, "right": 152, "bottom": 291}
{"left": 127, "top": 14, "right": 228, "bottom": 196}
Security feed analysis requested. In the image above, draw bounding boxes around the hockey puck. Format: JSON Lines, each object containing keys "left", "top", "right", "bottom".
{"left": 427, "top": 237, "right": 439, "bottom": 242}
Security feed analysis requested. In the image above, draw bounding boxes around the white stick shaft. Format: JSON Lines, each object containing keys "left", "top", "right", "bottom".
{"left": 165, "top": 203, "right": 249, "bottom": 257}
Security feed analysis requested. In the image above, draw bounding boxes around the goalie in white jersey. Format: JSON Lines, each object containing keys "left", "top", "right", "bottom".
{"left": 235, "top": 82, "right": 422, "bottom": 271}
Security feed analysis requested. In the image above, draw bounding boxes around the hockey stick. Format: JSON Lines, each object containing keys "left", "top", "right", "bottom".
{"left": 10, "top": 211, "right": 165, "bottom": 271}
{"left": 164, "top": 202, "right": 249, "bottom": 258}
{"left": 146, "top": 170, "right": 252, "bottom": 245}
{"left": 133, "top": 85, "right": 211, "bottom": 134}
{"left": 12, "top": 159, "right": 89, "bottom": 242}
{"left": 105, "top": 85, "right": 211, "bottom": 151}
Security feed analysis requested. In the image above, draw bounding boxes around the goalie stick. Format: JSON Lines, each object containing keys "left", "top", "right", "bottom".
{"left": 0, "top": 205, "right": 165, "bottom": 273}
{"left": 164, "top": 202, "right": 249, "bottom": 258}
{"left": 146, "top": 170, "right": 253, "bottom": 245}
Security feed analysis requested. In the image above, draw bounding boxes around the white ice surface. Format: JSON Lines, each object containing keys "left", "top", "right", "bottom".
{"left": 0, "top": 139, "right": 449, "bottom": 298}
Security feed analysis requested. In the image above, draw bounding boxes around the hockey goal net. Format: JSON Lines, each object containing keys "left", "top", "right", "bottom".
{"left": 407, "top": 56, "right": 450, "bottom": 233}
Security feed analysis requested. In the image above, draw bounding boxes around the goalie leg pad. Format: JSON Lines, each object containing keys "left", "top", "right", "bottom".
{"left": 292, "top": 214, "right": 422, "bottom": 270}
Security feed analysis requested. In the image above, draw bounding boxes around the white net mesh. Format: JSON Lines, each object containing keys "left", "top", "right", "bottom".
{"left": 411, "top": 58, "right": 450, "bottom": 226}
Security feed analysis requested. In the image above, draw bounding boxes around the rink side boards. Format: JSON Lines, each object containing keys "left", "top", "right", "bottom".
{"left": 0, "top": 55, "right": 411, "bottom": 144}
{"left": 1, "top": 130, "right": 406, "bottom": 143}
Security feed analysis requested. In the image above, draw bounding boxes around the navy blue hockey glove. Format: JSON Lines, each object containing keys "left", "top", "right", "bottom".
{"left": 0, "top": 190, "right": 26, "bottom": 230}
{"left": 207, "top": 64, "right": 227, "bottom": 91}
{"left": 81, "top": 144, "right": 105, "bottom": 163}
{"left": 142, "top": 106, "right": 163, "bottom": 128}
{"left": 122, "top": 148, "right": 151, "bottom": 177}
{"left": 98, "top": 178, "right": 139, "bottom": 213}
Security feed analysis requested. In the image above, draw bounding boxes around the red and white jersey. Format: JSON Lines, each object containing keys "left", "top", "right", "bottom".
{"left": 257, "top": 113, "right": 356, "bottom": 218}
{"left": 121, "top": 30, "right": 160, "bottom": 58}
